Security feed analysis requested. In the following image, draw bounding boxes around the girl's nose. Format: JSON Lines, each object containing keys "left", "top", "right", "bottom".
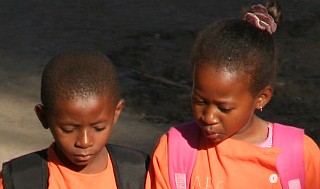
{"left": 75, "top": 129, "right": 93, "bottom": 149}
{"left": 202, "top": 105, "right": 219, "bottom": 125}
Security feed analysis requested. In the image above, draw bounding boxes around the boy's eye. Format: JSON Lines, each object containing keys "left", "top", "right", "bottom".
{"left": 92, "top": 122, "right": 108, "bottom": 132}
{"left": 61, "top": 127, "right": 75, "bottom": 133}
{"left": 94, "top": 127, "right": 106, "bottom": 132}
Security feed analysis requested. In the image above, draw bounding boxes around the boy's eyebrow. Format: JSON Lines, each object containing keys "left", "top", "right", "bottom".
{"left": 90, "top": 120, "right": 112, "bottom": 126}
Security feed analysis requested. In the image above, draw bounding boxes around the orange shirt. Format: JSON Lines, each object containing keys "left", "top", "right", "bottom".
{"left": 0, "top": 173, "right": 2, "bottom": 189}
{"left": 146, "top": 132, "right": 320, "bottom": 189}
{"left": 0, "top": 145, "right": 117, "bottom": 189}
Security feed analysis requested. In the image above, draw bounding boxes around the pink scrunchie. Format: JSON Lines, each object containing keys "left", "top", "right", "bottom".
{"left": 243, "top": 4, "right": 277, "bottom": 34}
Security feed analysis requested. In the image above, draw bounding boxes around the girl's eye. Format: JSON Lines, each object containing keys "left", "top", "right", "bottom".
{"left": 192, "top": 97, "right": 206, "bottom": 105}
{"left": 219, "top": 106, "right": 232, "bottom": 113}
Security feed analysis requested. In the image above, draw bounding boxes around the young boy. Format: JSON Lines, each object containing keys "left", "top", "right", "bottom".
{"left": 0, "top": 50, "right": 149, "bottom": 189}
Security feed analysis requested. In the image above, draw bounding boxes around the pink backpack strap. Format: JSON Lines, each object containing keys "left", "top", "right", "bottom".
{"left": 168, "top": 122, "right": 199, "bottom": 189}
{"left": 273, "top": 123, "right": 305, "bottom": 189}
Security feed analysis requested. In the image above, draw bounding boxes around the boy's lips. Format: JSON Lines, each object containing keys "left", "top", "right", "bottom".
{"left": 74, "top": 154, "right": 93, "bottom": 161}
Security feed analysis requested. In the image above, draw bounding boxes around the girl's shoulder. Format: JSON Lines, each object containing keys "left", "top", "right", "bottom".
{"left": 302, "top": 134, "right": 320, "bottom": 156}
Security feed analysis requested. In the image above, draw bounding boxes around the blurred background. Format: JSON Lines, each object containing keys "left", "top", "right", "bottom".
{"left": 0, "top": 0, "right": 319, "bottom": 165}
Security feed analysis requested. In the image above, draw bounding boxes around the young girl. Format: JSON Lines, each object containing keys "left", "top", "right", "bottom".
{"left": 145, "top": 1, "right": 320, "bottom": 189}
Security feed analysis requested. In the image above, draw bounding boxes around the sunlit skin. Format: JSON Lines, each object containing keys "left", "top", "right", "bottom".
{"left": 192, "top": 64, "right": 272, "bottom": 145}
{"left": 35, "top": 96, "right": 124, "bottom": 174}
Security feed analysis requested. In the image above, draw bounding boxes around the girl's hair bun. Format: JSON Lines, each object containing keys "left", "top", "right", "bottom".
{"left": 266, "top": 0, "right": 283, "bottom": 25}
{"left": 243, "top": 0, "right": 282, "bottom": 34}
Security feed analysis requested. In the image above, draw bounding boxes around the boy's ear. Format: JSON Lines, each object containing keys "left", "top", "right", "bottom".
{"left": 255, "top": 86, "right": 273, "bottom": 111}
{"left": 34, "top": 104, "right": 49, "bottom": 129}
{"left": 112, "top": 99, "right": 125, "bottom": 125}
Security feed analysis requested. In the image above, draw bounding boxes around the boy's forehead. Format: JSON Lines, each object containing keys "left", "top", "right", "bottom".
{"left": 48, "top": 94, "right": 117, "bottom": 109}
{"left": 56, "top": 94, "right": 115, "bottom": 102}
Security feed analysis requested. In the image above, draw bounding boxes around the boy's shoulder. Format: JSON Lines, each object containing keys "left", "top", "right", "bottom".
{"left": 107, "top": 143, "right": 150, "bottom": 165}
{"left": 2, "top": 148, "right": 48, "bottom": 189}
{"left": 106, "top": 143, "right": 150, "bottom": 189}
{"left": 2, "top": 144, "right": 150, "bottom": 189}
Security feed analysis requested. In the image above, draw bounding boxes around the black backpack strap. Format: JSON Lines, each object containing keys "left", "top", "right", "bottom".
{"left": 106, "top": 144, "right": 150, "bottom": 189}
{"left": 2, "top": 149, "right": 48, "bottom": 189}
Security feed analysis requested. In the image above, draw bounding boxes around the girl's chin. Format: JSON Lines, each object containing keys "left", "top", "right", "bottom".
{"left": 203, "top": 133, "right": 224, "bottom": 145}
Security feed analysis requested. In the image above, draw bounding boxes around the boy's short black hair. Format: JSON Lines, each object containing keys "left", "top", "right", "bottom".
{"left": 41, "top": 50, "right": 120, "bottom": 109}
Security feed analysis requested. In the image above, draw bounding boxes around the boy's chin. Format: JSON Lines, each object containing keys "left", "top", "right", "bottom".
{"left": 64, "top": 159, "right": 90, "bottom": 172}
{"left": 57, "top": 154, "right": 92, "bottom": 171}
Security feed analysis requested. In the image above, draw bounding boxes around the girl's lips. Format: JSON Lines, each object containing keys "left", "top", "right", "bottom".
{"left": 202, "top": 126, "right": 216, "bottom": 134}
{"left": 202, "top": 127, "right": 220, "bottom": 140}
{"left": 205, "top": 133, "right": 219, "bottom": 140}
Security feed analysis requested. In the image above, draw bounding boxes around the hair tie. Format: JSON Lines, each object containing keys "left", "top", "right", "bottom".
{"left": 243, "top": 4, "right": 277, "bottom": 34}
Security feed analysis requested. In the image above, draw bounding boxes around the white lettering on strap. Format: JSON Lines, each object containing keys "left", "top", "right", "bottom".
{"left": 175, "top": 173, "right": 187, "bottom": 189}
{"left": 288, "top": 179, "right": 301, "bottom": 189}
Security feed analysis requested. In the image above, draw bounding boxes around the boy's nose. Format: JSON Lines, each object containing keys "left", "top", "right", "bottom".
{"left": 75, "top": 129, "right": 93, "bottom": 149}
{"left": 202, "top": 105, "right": 219, "bottom": 125}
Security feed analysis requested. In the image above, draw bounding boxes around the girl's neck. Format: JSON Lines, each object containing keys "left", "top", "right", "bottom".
{"left": 231, "top": 115, "right": 269, "bottom": 145}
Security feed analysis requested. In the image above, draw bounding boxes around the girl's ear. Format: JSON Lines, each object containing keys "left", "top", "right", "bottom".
{"left": 112, "top": 99, "right": 125, "bottom": 125}
{"left": 34, "top": 104, "right": 49, "bottom": 129}
{"left": 255, "top": 86, "right": 273, "bottom": 111}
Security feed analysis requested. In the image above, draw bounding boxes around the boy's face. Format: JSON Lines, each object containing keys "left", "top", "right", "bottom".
{"left": 35, "top": 95, "right": 124, "bottom": 173}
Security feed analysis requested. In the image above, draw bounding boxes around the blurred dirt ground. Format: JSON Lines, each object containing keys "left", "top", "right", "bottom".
{"left": 0, "top": 0, "right": 319, "bottom": 165}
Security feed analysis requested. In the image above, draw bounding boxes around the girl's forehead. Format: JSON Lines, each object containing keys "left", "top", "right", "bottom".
{"left": 193, "top": 65, "right": 252, "bottom": 96}
{"left": 194, "top": 64, "right": 238, "bottom": 79}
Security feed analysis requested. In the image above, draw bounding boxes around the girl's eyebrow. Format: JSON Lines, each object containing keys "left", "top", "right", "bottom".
{"left": 192, "top": 92, "right": 235, "bottom": 104}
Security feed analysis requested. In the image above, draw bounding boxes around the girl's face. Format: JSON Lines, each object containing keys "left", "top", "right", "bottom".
{"left": 35, "top": 96, "right": 124, "bottom": 174}
{"left": 192, "top": 64, "right": 266, "bottom": 145}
